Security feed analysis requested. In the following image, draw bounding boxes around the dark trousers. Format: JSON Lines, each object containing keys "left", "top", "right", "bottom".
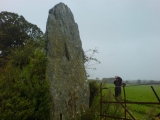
{"left": 115, "top": 87, "right": 121, "bottom": 97}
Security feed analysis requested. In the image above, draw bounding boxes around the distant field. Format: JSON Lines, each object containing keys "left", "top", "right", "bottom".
{"left": 102, "top": 83, "right": 160, "bottom": 119}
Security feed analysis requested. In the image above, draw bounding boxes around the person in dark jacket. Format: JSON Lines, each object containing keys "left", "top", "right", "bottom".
{"left": 114, "top": 76, "right": 122, "bottom": 97}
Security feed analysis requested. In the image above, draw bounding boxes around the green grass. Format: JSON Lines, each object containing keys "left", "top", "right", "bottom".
{"left": 102, "top": 83, "right": 160, "bottom": 119}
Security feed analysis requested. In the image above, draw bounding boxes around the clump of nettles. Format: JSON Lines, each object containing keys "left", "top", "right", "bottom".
{"left": 151, "top": 112, "right": 160, "bottom": 120}
{"left": 74, "top": 80, "right": 126, "bottom": 120}
{"left": 74, "top": 80, "right": 100, "bottom": 120}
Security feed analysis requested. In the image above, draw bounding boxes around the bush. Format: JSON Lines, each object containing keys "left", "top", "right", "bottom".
{"left": 0, "top": 40, "right": 51, "bottom": 120}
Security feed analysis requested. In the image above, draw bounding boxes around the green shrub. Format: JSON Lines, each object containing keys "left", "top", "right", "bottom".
{"left": 0, "top": 40, "right": 51, "bottom": 120}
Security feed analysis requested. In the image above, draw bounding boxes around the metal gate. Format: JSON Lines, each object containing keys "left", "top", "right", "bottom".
{"left": 99, "top": 83, "right": 160, "bottom": 120}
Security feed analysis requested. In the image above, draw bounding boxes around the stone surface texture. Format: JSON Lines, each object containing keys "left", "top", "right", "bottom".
{"left": 45, "top": 3, "right": 89, "bottom": 120}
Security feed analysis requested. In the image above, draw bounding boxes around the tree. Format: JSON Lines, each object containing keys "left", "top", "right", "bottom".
{"left": 0, "top": 12, "right": 50, "bottom": 119}
{"left": 0, "top": 11, "right": 44, "bottom": 67}
{"left": 84, "top": 48, "right": 100, "bottom": 77}
{"left": 137, "top": 79, "right": 141, "bottom": 84}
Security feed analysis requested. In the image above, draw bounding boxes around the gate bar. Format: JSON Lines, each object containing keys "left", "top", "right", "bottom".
{"left": 123, "top": 85, "right": 127, "bottom": 119}
{"left": 107, "top": 88, "right": 136, "bottom": 120}
{"left": 151, "top": 86, "right": 160, "bottom": 103}
{"left": 102, "top": 101, "right": 160, "bottom": 104}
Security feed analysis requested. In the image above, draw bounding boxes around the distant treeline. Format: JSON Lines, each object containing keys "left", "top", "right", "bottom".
{"left": 88, "top": 78, "right": 160, "bottom": 85}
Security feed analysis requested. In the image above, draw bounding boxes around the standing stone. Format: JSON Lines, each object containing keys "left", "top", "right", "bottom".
{"left": 45, "top": 3, "right": 89, "bottom": 120}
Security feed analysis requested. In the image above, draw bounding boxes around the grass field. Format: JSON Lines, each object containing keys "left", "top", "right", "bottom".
{"left": 101, "top": 83, "right": 160, "bottom": 119}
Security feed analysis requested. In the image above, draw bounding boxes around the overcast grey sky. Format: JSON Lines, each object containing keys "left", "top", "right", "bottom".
{"left": 1, "top": 0, "right": 160, "bottom": 80}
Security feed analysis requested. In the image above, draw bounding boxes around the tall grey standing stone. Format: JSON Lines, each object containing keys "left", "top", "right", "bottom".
{"left": 45, "top": 3, "right": 89, "bottom": 120}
